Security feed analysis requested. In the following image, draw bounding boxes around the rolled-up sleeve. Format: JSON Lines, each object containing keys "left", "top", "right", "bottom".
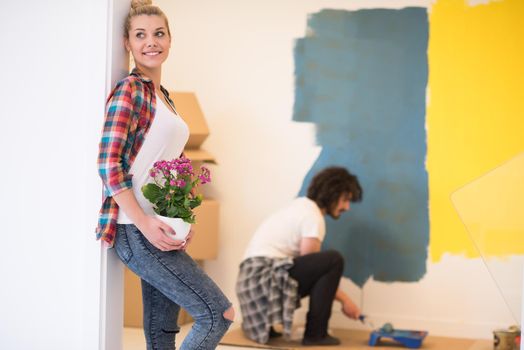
{"left": 97, "top": 79, "right": 135, "bottom": 196}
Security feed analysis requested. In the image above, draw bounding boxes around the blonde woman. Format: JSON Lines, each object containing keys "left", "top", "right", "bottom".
{"left": 96, "top": 1, "right": 234, "bottom": 348}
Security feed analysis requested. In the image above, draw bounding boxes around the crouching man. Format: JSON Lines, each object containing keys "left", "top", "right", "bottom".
{"left": 236, "top": 166, "right": 363, "bottom": 346}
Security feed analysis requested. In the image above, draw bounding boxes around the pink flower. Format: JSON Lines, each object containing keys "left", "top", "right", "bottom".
{"left": 175, "top": 179, "right": 186, "bottom": 188}
{"left": 153, "top": 160, "right": 169, "bottom": 172}
{"left": 144, "top": 156, "right": 211, "bottom": 221}
{"left": 198, "top": 166, "right": 211, "bottom": 184}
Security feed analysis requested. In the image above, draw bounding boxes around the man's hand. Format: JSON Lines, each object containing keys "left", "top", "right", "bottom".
{"left": 335, "top": 288, "right": 361, "bottom": 320}
{"left": 340, "top": 298, "right": 361, "bottom": 320}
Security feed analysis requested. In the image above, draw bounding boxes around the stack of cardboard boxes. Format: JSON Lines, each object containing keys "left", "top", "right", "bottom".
{"left": 171, "top": 91, "right": 219, "bottom": 261}
{"left": 124, "top": 92, "right": 220, "bottom": 328}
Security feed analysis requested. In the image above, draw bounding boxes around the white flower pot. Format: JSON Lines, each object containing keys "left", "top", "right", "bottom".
{"left": 155, "top": 215, "right": 191, "bottom": 241}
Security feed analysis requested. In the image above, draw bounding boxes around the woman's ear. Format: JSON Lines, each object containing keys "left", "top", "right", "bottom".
{"left": 124, "top": 38, "right": 130, "bottom": 52}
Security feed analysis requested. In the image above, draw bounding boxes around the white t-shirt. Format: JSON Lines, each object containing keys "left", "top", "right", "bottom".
{"left": 117, "top": 95, "right": 190, "bottom": 223}
{"left": 243, "top": 197, "right": 326, "bottom": 259}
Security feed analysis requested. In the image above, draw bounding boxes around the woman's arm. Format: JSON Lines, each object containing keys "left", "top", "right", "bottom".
{"left": 98, "top": 79, "right": 184, "bottom": 251}
{"left": 97, "top": 80, "right": 135, "bottom": 197}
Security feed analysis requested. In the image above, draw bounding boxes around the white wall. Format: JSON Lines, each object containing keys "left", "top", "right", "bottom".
{"left": 157, "top": 0, "right": 516, "bottom": 339}
{"left": 98, "top": 1, "right": 132, "bottom": 350}
{"left": 0, "top": 1, "right": 108, "bottom": 349}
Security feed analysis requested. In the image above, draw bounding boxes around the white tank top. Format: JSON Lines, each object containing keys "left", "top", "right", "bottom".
{"left": 117, "top": 94, "right": 190, "bottom": 224}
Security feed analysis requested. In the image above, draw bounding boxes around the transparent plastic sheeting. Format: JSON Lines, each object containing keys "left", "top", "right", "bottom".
{"left": 451, "top": 152, "right": 524, "bottom": 324}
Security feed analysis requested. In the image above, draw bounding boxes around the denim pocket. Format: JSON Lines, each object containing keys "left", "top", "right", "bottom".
{"left": 114, "top": 225, "right": 134, "bottom": 264}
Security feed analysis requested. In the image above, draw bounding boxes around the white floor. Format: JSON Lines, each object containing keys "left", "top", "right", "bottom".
{"left": 124, "top": 325, "right": 246, "bottom": 350}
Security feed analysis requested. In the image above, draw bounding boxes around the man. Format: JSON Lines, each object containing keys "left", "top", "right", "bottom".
{"left": 236, "top": 166, "right": 363, "bottom": 346}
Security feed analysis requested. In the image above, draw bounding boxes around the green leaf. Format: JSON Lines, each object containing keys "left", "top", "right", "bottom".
{"left": 177, "top": 207, "right": 191, "bottom": 218}
{"left": 141, "top": 183, "right": 163, "bottom": 204}
{"left": 166, "top": 207, "right": 178, "bottom": 218}
{"left": 189, "top": 197, "right": 202, "bottom": 209}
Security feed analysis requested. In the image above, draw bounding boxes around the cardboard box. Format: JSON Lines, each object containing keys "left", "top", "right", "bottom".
{"left": 124, "top": 267, "right": 142, "bottom": 328}
{"left": 183, "top": 148, "right": 216, "bottom": 164}
{"left": 171, "top": 92, "right": 210, "bottom": 149}
{"left": 187, "top": 199, "right": 219, "bottom": 260}
{"left": 172, "top": 91, "right": 219, "bottom": 259}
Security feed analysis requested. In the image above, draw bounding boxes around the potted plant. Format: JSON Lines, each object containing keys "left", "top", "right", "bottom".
{"left": 141, "top": 156, "right": 211, "bottom": 240}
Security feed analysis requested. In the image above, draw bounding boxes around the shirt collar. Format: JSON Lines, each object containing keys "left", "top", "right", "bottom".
{"left": 130, "top": 67, "right": 169, "bottom": 97}
{"left": 130, "top": 67, "right": 153, "bottom": 83}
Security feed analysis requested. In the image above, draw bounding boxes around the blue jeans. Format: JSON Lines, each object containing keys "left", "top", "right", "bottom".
{"left": 114, "top": 224, "right": 233, "bottom": 350}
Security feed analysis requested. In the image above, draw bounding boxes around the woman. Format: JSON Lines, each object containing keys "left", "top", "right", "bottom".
{"left": 96, "top": 1, "right": 234, "bottom": 349}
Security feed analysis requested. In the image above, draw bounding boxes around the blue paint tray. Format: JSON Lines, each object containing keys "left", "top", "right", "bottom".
{"left": 369, "top": 329, "right": 428, "bottom": 348}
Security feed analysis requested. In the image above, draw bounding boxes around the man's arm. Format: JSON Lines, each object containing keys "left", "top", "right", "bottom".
{"left": 299, "top": 237, "right": 322, "bottom": 255}
{"left": 335, "top": 288, "right": 361, "bottom": 320}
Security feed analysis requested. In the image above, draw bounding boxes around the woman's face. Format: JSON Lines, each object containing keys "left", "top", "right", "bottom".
{"left": 125, "top": 15, "right": 171, "bottom": 71}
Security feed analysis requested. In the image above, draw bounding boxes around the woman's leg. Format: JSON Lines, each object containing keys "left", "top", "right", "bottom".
{"left": 114, "top": 224, "right": 234, "bottom": 350}
{"left": 141, "top": 279, "right": 181, "bottom": 349}
{"left": 287, "top": 250, "right": 344, "bottom": 340}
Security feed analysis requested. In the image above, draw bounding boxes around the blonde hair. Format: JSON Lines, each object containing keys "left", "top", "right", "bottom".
{"left": 124, "top": 0, "right": 171, "bottom": 39}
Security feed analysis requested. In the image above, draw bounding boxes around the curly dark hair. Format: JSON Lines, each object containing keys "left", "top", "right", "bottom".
{"left": 307, "top": 166, "right": 362, "bottom": 211}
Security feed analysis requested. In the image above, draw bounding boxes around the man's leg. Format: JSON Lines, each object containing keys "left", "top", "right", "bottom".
{"left": 288, "top": 250, "right": 344, "bottom": 341}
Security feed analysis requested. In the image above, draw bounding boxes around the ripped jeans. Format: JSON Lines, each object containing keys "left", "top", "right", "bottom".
{"left": 114, "top": 224, "right": 233, "bottom": 350}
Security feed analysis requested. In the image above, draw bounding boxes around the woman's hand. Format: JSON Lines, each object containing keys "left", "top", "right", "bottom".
{"left": 340, "top": 298, "right": 361, "bottom": 320}
{"left": 113, "top": 189, "right": 184, "bottom": 251}
{"left": 136, "top": 215, "right": 187, "bottom": 251}
{"left": 181, "top": 227, "right": 195, "bottom": 251}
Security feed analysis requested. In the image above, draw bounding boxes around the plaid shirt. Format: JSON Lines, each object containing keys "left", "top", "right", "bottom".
{"left": 96, "top": 68, "right": 174, "bottom": 246}
{"left": 236, "top": 257, "right": 300, "bottom": 344}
